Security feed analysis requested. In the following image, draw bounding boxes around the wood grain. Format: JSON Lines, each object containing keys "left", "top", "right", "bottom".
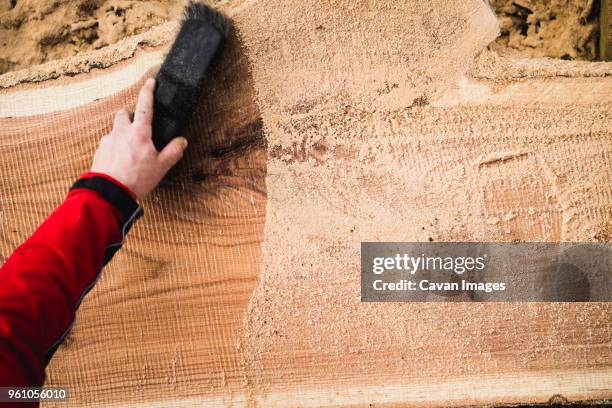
{"left": 0, "top": 34, "right": 267, "bottom": 406}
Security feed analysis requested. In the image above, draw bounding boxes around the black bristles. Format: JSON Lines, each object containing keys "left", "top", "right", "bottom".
{"left": 151, "top": 1, "right": 231, "bottom": 150}
{"left": 183, "top": 1, "right": 232, "bottom": 39}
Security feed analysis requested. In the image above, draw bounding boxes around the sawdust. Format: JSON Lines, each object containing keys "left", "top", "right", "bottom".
{"left": 0, "top": 0, "right": 252, "bottom": 87}
{"left": 0, "top": 22, "right": 175, "bottom": 88}
{"left": 0, "top": 0, "right": 184, "bottom": 75}
{"left": 593, "top": 220, "right": 612, "bottom": 242}
{"left": 490, "top": 0, "right": 600, "bottom": 61}
{"left": 2, "top": 0, "right": 609, "bottom": 88}
{"left": 237, "top": 0, "right": 612, "bottom": 399}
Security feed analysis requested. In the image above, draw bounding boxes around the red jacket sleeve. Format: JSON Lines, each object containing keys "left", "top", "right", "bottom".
{"left": 0, "top": 172, "right": 142, "bottom": 390}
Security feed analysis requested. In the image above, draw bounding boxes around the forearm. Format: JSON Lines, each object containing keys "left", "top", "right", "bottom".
{"left": 0, "top": 76, "right": 183, "bottom": 390}
{"left": 0, "top": 173, "right": 142, "bottom": 386}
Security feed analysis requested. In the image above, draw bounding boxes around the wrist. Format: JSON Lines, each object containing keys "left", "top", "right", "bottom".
{"left": 81, "top": 172, "right": 138, "bottom": 199}
{"left": 71, "top": 173, "right": 143, "bottom": 230}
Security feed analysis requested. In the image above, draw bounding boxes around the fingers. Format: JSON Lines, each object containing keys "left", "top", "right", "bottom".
{"left": 158, "top": 137, "right": 188, "bottom": 169}
{"left": 113, "top": 109, "right": 131, "bottom": 129}
{"left": 133, "top": 78, "right": 156, "bottom": 127}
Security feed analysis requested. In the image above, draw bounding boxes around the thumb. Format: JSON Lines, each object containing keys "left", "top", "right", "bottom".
{"left": 158, "top": 136, "right": 188, "bottom": 169}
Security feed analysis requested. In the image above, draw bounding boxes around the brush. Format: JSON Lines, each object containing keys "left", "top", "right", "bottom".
{"left": 152, "top": 1, "right": 231, "bottom": 151}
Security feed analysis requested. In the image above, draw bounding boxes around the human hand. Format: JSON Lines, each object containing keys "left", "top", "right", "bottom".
{"left": 91, "top": 78, "right": 188, "bottom": 198}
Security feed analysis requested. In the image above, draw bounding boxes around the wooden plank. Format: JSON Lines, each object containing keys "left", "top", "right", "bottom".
{"left": 0, "top": 33, "right": 267, "bottom": 406}
{"left": 0, "top": 0, "right": 610, "bottom": 406}
{"left": 237, "top": 0, "right": 612, "bottom": 406}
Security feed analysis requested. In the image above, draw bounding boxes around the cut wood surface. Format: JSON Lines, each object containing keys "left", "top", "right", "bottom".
{"left": 0, "top": 34, "right": 268, "bottom": 406}
{"left": 0, "top": 0, "right": 610, "bottom": 407}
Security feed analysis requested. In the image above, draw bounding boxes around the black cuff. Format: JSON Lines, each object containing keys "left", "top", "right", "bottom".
{"left": 70, "top": 176, "right": 144, "bottom": 236}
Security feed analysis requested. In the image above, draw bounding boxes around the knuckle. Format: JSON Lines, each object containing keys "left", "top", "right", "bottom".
{"left": 132, "top": 126, "right": 149, "bottom": 139}
{"left": 142, "top": 143, "right": 157, "bottom": 156}
{"left": 169, "top": 151, "right": 180, "bottom": 162}
{"left": 171, "top": 143, "right": 183, "bottom": 155}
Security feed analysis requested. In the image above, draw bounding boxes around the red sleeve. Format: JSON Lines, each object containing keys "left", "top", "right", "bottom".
{"left": 0, "top": 172, "right": 142, "bottom": 390}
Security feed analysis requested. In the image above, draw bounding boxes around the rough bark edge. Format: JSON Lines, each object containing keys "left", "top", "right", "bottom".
{"left": 472, "top": 48, "right": 612, "bottom": 80}
{"left": 0, "top": 22, "right": 178, "bottom": 89}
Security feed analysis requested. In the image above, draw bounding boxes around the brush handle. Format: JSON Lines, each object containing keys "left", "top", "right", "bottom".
{"left": 151, "top": 72, "right": 196, "bottom": 151}
{"left": 150, "top": 16, "right": 226, "bottom": 151}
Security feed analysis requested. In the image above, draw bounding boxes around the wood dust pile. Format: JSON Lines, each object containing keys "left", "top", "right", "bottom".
{"left": 238, "top": 0, "right": 612, "bottom": 404}
{"left": 0, "top": 0, "right": 183, "bottom": 75}
{"left": 490, "top": 0, "right": 600, "bottom": 60}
